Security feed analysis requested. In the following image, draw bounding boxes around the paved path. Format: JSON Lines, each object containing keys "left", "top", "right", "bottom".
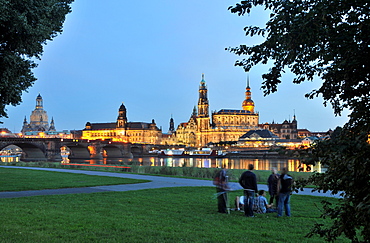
{"left": 0, "top": 166, "right": 339, "bottom": 199}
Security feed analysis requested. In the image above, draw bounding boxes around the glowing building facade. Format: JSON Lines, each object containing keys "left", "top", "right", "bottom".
{"left": 259, "top": 118, "right": 298, "bottom": 139}
{"left": 174, "top": 74, "right": 260, "bottom": 146}
{"left": 21, "top": 94, "right": 56, "bottom": 133}
{"left": 19, "top": 94, "right": 73, "bottom": 139}
{"left": 82, "top": 103, "right": 162, "bottom": 144}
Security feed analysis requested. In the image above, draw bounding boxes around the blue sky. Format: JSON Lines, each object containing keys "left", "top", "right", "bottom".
{"left": 2, "top": 0, "right": 349, "bottom": 133}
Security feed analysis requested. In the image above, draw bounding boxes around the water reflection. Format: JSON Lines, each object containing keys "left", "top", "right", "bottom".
{"left": 63, "top": 157, "right": 319, "bottom": 172}
{"left": 0, "top": 155, "right": 20, "bottom": 163}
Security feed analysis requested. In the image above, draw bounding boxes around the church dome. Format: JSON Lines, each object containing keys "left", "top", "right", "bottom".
{"left": 242, "top": 99, "right": 254, "bottom": 106}
{"left": 242, "top": 99, "right": 255, "bottom": 113}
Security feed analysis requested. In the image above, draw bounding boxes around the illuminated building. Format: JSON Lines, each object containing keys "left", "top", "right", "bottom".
{"left": 175, "top": 108, "right": 198, "bottom": 146}
{"left": 174, "top": 74, "right": 260, "bottom": 146}
{"left": 21, "top": 94, "right": 56, "bottom": 133}
{"left": 237, "top": 129, "right": 302, "bottom": 148}
{"left": 82, "top": 103, "right": 162, "bottom": 144}
{"left": 18, "top": 94, "right": 73, "bottom": 139}
{"left": 22, "top": 131, "right": 72, "bottom": 139}
{"left": 0, "top": 128, "right": 16, "bottom": 137}
{"left": 259, "top": 117, "right": 298, "bottom": 139}
{"left": 237, "top": 129, "right": 279, "bottom": 147}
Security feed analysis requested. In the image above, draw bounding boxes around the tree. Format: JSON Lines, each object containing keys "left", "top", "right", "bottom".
{"left": 303, "top": 127, "right": 370, "bottom": 242}
{"left": 228, "top": 1, "right": 370, "bottom": 242}
{"left": 0, "top": 0, "right": 74, "bottom": 119}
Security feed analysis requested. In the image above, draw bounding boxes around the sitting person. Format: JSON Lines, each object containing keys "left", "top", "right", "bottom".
{"left": 254, "top": 190, "right": 277, "bottom": 214}
{"left": 234, "top": 195, "right": 245, "bottom": 211}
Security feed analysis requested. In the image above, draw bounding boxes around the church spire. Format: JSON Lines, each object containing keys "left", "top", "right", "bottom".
{"left": 247, "top": 73, "right": 250, "bottom": 88}
{"left": 49, "top": 117, "right": 56, "bottom": 131}
{"left": 242, "top": 73, "right": 255, "bottom": 113}
{"left": 192, "top": 106, "right": 197, "bottom": 116}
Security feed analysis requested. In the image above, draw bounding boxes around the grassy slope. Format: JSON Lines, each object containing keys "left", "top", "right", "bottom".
{"left": 0, "top": 187, "right": 349, "bottom": 243}
{"left": 0, "top": 167, "right": 149, "bottom": 191}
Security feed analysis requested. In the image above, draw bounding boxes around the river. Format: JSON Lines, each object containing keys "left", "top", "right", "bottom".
{"left": 64, "top": 157, "right": 323, "bottom": 172}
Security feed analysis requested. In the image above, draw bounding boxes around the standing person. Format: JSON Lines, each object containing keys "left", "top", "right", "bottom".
{"left": 239, "top": 164, "right": 258, "bottom": 217}
{"left": 277, "top": 167, "right": 294, "bottom": 217}
{"left": 267, "top": 167, "right": 280, "bottom": 207}
{"left": 214, "top": 167, "right": 229, "bottom": 213}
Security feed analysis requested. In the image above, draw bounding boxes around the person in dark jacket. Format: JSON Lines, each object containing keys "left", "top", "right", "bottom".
{"left": 239, "top": 164, "right": 258, "bottom": 217}
{"left": 277, "top": 167, "right": 294, "bottom": 217}
{"left": 267, "top": 167, "right": 280, "bottom": 207}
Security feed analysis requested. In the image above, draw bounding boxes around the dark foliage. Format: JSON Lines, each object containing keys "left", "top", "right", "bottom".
{"left": 228, "top": 1, "right": 370, "bottom": 242}
{"left": 0, "top": 0, "right": 74, "bottom": 118}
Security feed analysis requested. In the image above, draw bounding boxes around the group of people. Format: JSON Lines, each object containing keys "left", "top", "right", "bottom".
{"left": 215, "top": 164, "right": 293, "bottom": 217}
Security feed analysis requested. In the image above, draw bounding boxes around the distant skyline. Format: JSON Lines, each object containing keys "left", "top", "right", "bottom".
{"left": 2, "top": 0, "right": 349, "bottom": 134}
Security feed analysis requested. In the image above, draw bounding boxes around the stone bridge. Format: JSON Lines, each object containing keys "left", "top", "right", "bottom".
{"left": 0, "top": 138, "right": 166, "bottom": 162}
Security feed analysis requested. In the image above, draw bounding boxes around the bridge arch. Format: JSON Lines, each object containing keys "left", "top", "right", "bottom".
{"left": 102, "top": 145, "right": 124, "bottom": 158}
{"left": 62, "top": 144, "right": 91, "bottom": 159}
{"left": 130, "top": 145, "right": 143, "bottom": 155}
{"left": 0, "top": 143, "right": 46, "bottom": 162}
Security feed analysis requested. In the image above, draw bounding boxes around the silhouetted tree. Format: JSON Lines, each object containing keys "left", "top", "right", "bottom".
{"left": 228, "top": 1, "right": 370, "bottom": 242}
{"left": 0, "top": 0, "right": 74, "bottom": 118}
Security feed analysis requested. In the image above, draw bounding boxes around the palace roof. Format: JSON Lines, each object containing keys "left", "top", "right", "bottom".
{"left": 86, "top": 122, "right": 159, "bottom": 130}
{"left": 88, "top": 122, "right": 116, "bottom": 130}
{"left": 214, "top": 109, "right": 255, "bottom": 115}
{"left": 239, "top": 129, "right": 279, "bottom": 140}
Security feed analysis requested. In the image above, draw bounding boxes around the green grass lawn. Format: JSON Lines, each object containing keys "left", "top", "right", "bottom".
{"left": 0, "top": 167, "right": 149, "bottom": 191}
{"left": 0, "top": 187, "right": 349, "bottom": 243}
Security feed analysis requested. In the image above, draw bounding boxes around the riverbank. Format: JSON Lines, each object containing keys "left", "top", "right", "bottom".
{"left": 0, "top": 166, "right": 334, "bottom": 198}
{"left": 0, "top": 161, "right": 312, "bottom": 184}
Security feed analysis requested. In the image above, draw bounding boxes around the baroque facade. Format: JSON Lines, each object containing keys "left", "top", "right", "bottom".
{"left": 259, "top": 118, "right": 298, "bottom": 139}
{"left": 82, "top": 103, "right": 162, "bottom": 144}
{"left": 174, "top": 74, "right": 260, "bottom": 146}
{"left": 21, "top": 94, "right": 56, "bottom": 133}
{"left": 80, "top": 74, "right": 301, "bottom": 146}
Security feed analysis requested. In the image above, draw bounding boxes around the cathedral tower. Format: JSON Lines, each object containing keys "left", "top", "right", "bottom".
{"left": 242, "top": 75, "right": 255, "bottom": 113}
{"left": 198, "top": 74, "right": 209, "bottom": 118}
{"left": 196, "top": 74, "right": 211, "bottom": 145}
{"left": 169, "top": 115, "right": 175, "bottom": 134}
{"left": 116, "top": 103, "right": 127, "bottom": 128}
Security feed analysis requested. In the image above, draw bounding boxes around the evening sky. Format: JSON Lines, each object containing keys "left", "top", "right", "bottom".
{"left": 2, "top": 0, "right": 349, "bottom": 133}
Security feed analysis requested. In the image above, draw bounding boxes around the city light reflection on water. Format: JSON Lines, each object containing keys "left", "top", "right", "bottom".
{"left": 64, "top": 157, "right": 318, "bottom": 172}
